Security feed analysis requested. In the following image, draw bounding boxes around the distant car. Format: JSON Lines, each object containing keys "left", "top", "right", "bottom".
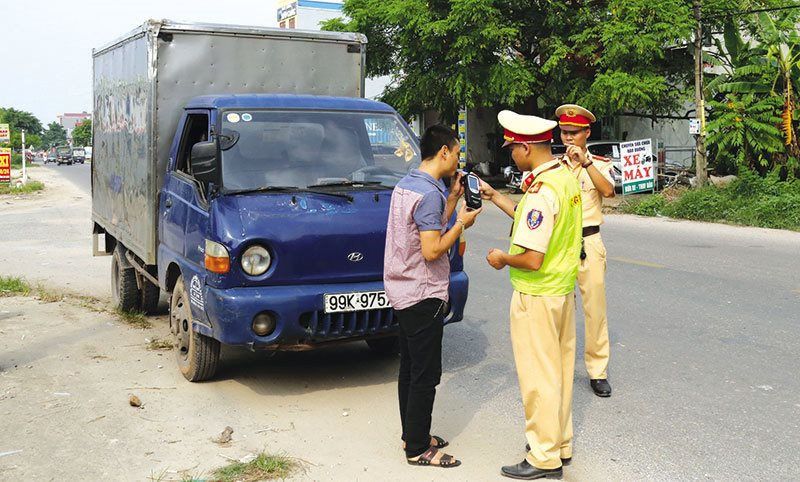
{"left": 72, "top": 148, "right": 86, "bottom": 164}
{"left": 55, "top": 146, "right": 73, "bottom": 165}
{"left": 46, "top": 151, "right": 58, "bottom": 164}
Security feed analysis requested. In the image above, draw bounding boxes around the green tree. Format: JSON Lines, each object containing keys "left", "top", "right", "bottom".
{"left": 0, "top": 107, "right": 44, "bottom": 149}
{"left": 72, "top": 119, "right": 92, "bottom": 147}
{"left": 323, "top": 0, "right": 775, "bottom": 121}
{"left": 41, "top": 122, "right": 68, "bottom": 149}
{"left": 705, "top": 8, "right": 800, "bottom": 175}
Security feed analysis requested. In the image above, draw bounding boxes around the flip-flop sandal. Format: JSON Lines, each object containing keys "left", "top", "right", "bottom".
{"left": 431, "top": 435, "right": 449, "bottom": 448}
{"left": 402, "top": 435, "right": 449, "bottom": 449}
{"left": 407, "top": 447, "right": 461, "bottom": 468}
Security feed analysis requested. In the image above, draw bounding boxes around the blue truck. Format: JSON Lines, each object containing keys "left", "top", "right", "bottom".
{"left": 91, "top": 21, "right": 469, "bottom": 381}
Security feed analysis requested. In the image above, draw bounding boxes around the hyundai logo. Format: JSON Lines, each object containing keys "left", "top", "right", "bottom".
{"left": 347, "top": 252, "right": 364, "bottom": 262}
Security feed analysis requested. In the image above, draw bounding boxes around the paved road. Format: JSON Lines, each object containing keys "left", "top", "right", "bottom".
{"left": 5, "top": 164, "right": 800, "bottom": 479}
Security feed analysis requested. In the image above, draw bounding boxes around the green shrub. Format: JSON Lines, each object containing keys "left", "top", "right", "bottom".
{"left": 620, "top": 170, "right": 800, "bottom": 231}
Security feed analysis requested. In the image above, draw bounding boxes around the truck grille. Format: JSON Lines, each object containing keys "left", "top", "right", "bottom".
{"left": 300, "top": 308, "right": 397, "bottom": 340}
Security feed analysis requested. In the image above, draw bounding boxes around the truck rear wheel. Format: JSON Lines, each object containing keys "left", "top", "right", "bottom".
{"left": 171, "top": 275, "right": 219, "bottom": 382}
{"left": 366, "top": 336, "right": 399, "bottom": 355}
{"left": 139, "top": 266, "right": 161, "bottom": 315}
{"left": 112, "top": 247, "right": 141, "bottom": 312}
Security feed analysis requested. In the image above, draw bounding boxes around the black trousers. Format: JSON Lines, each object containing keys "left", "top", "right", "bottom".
{"left": 396, "top": 297, "right": 446, "bottom": 458}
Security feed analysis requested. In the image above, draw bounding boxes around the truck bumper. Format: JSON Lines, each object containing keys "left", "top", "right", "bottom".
{"left": 200, "top": 271, "right": 469, "bottom": 349}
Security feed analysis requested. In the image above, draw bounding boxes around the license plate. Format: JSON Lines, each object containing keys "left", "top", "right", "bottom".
{"left": 324, "top": 291, "right": 391, "bottom": 313}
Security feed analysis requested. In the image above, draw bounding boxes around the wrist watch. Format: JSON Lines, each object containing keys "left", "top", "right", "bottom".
{"left": 581, "top": 160, "right": 593, "bottom": 168}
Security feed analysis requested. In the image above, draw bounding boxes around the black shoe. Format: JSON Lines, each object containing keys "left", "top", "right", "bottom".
{"left": 523, "top": 444, "right": 571, "bottom": 465}
{"left": 501, "top": 459, "right": 562, "bottom": 479}
{"left": 590, "top": 379, "right": 612, "bottom": 397}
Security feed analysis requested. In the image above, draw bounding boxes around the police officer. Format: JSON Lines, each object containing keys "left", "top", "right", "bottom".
{"left": 482, "top": 110, "right": 582, "bottom": 479}
{"left": 555, "top": 104, "right": 615, "bottom": 397}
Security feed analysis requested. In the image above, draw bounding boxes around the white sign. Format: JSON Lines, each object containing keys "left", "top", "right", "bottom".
{"left": 689, "top": 119, "right": 701, "bottom": 135}
{"left": 620, "top": 138, "right": 655, "bottom": 195}
{"left": 0, "top": 124, "right": 9, "bottom": 143}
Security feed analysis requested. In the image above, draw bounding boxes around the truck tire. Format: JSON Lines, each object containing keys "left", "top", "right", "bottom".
{"left": 171, "top": 275, "right": 220, "bottom": 382}
{"left": 140, "top": 280, "right": 160, "bottom": 315}
{"left": 366, "top": 336, "right": 400, "bottom": 355}
{"left": 112, "top": 247, "right": 141, "bottom": 312}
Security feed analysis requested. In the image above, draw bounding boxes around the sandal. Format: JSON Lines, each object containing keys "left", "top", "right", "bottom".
{"left": 402, "top": 435, "right": 449, "bottom": 450}
{"left": 407, "top": 447, "right": 461, "bottom": 468}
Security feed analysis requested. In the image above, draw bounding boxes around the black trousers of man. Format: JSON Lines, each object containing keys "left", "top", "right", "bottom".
{"left": 396, "top": 297, "right": 446, "bottom": 458}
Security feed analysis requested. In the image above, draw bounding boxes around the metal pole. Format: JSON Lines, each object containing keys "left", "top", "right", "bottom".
{"left": 693, "top": 0, "right": 708, "bottom": 187}
{"left": 21, "top": 130, "right": 27, "bottom": 185}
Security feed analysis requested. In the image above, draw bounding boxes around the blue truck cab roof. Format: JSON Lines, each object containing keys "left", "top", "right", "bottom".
{"left": 185, "top": 94, "right": 397, "bottom": 113}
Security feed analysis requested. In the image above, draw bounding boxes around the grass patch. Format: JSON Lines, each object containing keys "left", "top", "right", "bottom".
{"left": 115, "top": 308, "right": 152, "bottom": 329}
{"left": 147, "top": 337, "right": 174, "bottom": 351}
{"left": 211, "top": 453, "right": 298, "bottom": 482}
{"left": 620, "top": 170, "right": 800, "bottom": 231}
{"left": 0, "top": 276, "right": 31, "bottom": 296}
{"left": 0, "top": 180, "right": 44, "bottom": 195}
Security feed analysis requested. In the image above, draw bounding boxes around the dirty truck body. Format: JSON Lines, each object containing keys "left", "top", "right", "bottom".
{"left": 91, "top": 21, "right": 469, "bottom": 381}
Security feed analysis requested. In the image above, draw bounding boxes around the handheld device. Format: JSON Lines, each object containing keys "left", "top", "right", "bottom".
{"left": 462, "top": 172, "right": 483, "bottom": 210}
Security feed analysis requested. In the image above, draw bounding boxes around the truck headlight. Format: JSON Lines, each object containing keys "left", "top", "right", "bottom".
{"left": 241, "top": 245, "right": 271, "bottom": 276}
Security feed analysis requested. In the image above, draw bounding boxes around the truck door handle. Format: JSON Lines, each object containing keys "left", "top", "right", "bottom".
{"left": 165, "top": 197, "right": 173, "bottom": 208}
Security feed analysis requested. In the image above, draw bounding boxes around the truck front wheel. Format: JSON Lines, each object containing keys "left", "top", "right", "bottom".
{"left": 171, "top": 275, "right": 220, "bottom": 382}
{"left": 112, "top": 247, "right": 140, "bottom": 312}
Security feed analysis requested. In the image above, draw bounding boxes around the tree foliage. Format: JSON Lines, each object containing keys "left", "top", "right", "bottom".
{"left": 0, "top": 107, "right": 43, "bottom": 149}
{"left": 323, "top": 0, "right": 782, "bottom": 121}
{"left": 72, "top": 119, "right": 92, "bottom": 147}
{"left": 41, "top": 122, "right": 68, "bottom": 149}
{"left": 705, "top": 7, "right": 800, "bottom": 176}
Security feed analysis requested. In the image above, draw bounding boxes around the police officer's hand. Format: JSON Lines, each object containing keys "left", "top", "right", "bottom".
{"left": 478, "top": 179, "right": 496, "bottom": 200}
{"left": 449, "top": 171, "right": 465, "bottom": 201}
{"left": 458, "top": 202, "right": 482, "bottom": 229}
{"left": 566, "top": 145, "right": 588, "bottom": 166}
{"left": 486, "top": 248, "right": 506, "bottom": 270}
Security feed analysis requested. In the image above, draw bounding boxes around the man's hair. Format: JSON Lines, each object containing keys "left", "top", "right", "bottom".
{"left": 420, "top": 124, "right": 459, "bottom": 160}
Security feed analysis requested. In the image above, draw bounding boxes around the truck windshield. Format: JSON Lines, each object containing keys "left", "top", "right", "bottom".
{"left": 219, "top": 110, "right": 421, "bottom": 191}
{"left": 57, "top": 148, "right": 70, "bottom": 155}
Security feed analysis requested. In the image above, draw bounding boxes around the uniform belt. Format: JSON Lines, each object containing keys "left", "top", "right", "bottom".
{"left": 582, "top": 226, "right": 600, "bottom": 237}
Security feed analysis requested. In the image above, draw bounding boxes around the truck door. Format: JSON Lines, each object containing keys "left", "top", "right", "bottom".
{"left": 161, "top": 111, "right": 211, "bottom": 261}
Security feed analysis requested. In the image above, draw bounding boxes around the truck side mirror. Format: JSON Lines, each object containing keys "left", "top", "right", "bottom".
{"left": 190, "top": 141, "right": 219, "bottom": 185}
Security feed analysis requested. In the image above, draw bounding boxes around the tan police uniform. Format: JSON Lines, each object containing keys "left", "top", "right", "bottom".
{"left": 497, "top": 110, "right": 583, "bottom": 471}
{"left": 555, "top": 104, "right": 613, "bottom": 382}
{"left": 561, "top": 152, "right": 613, "bottom": 379}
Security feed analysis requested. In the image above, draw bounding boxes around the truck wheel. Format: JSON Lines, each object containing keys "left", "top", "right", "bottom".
{"left": 366, "top": 336, "right": 399, "bottom": 355}
{"left": 140, "top": 279, "right": 160, "bottom": 315}
{"left": 112, "top": 247, "right": 141, "bottom": 312}
{"left": 171, "top": 275, "right": 220, "bottom": 382}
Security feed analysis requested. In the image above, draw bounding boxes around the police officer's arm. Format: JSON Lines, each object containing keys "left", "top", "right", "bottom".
{"left": 419, "top": 202, "right": 481, "bottom": 262}
{"left": 478, "top": 180, "right": 517, "bottom": 218}
{"left": 490, "top": 248, "right": 545, "bottom": 271}
{"left": 585, "top": 163, "right": 615, "bottom": 198}
{"left": 569, "top": 147, "right": 614, "bottom": 198}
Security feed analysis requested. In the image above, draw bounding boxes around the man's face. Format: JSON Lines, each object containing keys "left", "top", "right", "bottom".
{"left": 443, "top": 142, "right": 461, "bottom": 175}
{"left": 560, "top": 127, "right": 590, "bottom": 148}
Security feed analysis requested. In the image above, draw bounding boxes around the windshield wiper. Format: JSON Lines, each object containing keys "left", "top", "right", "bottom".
{"left": 303, "top": 188, "right": 354, "bottom": 202}
{"left": 307, "top": 180, "right": 390, "bottom": 190}
{"left": 227, "top": 185, "right": 353, "bottom": 202}
{"left": 226, "top": 186, "right": 300, "bottom": 195}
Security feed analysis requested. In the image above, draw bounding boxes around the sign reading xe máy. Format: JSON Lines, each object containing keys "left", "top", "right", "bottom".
{"left": 620, "top": 138, "right": 655, "bottom": 195}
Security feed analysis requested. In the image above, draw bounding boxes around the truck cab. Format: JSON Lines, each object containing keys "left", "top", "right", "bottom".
{"left": 156, "top": 94, "right": 469, "bottom": 380}
{"left": 56, "top": 146, "right": 72, "bottom": 165}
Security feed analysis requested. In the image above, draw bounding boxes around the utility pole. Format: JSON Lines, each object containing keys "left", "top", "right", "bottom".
{"left": 693, "top": 0, "right": 708, "bottom": 187}
{"left": 22, "top": 129, "right": 27, "bottom": 185}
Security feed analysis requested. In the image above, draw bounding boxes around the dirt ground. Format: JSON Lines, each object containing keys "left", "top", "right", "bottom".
{"left": 0, "top": 167, "right": 540, "bottom": 481}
